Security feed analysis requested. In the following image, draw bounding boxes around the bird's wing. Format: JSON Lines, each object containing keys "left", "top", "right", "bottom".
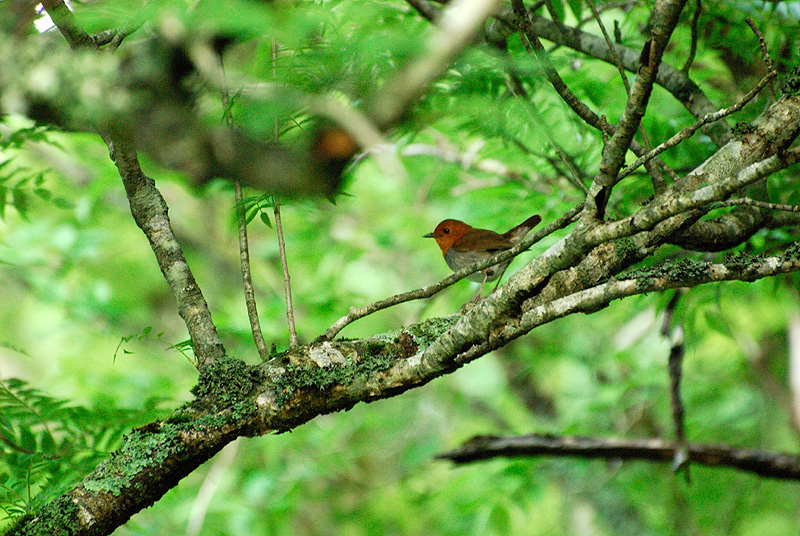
{"left": 453, "top": 229, "right": 513, "bottom": 252}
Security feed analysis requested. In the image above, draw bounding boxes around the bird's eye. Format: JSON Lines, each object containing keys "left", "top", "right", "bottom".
{"left": 443, "top": 228, "right": 450, "bottom": 234}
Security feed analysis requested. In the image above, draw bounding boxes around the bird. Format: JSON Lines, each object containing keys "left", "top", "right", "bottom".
{"left": 424, "top": 214, "right": 542, "bottom": 301}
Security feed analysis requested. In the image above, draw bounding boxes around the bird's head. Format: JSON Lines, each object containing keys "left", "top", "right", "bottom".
{"left": 423, "top": 219, "right": 473, "bottom": 255}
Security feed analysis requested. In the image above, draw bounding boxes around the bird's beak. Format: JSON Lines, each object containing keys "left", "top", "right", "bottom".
{"left": 423, "top": 232, "right": 436, "bottom": 238}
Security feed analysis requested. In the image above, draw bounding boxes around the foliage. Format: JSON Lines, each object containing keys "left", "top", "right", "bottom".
{"left": 0, "top": 377, "right": 148, "bottom": 519}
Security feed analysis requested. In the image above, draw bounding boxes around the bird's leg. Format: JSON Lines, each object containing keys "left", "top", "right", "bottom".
{"left": 492, "top": 277, "right": 503, "bottom": 293}
{"left": 489, "top": 267, "right": 508, "bottom": 295}
{"left": 472, "top": 272, "right": 489, "bottom": 302}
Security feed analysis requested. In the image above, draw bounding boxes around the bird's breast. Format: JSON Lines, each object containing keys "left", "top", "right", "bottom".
{"left": 444, "top": 247, "right": 509, "bottom": 282}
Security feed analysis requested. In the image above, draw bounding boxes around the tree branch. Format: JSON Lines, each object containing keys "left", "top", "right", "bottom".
{"left": 585, "top": 0, "right": 689, "bottom": 220}
{"left": 439, "top": 434, "right": 800, "bottom": 481}
{"left": 102, "top": 137, "right": 227, "bottom": 366}
{"left": 274, "top": 201, "right": 299, "bottom": 347}
{"left": 40, "top": 0, "right": 95, "bottom": 49}
{"left": 618, "top": 70, "right": 777, "bottom": 182}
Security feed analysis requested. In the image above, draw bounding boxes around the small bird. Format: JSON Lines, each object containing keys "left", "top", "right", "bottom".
{"left": 424, "top": 215, "right": 542, "bottom": 300}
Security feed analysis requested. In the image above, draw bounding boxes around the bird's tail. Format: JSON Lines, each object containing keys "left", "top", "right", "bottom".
{"left": 503, "top": 215, "right": 542, "bottom": 244}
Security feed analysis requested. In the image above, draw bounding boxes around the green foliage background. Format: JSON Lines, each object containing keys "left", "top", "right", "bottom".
{"left": 2, "top": 0, "right": 800, "bottom": 534}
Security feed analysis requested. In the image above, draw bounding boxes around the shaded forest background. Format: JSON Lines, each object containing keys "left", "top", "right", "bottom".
{"left": 3, "top": 0, "right": 800, "bottom": 534}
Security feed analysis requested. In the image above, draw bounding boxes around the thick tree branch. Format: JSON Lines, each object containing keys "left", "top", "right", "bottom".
{"left": 439, "top": 434, "right": 800, "bottom": 481}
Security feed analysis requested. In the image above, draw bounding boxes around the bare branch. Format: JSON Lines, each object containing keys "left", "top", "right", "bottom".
{"left": 103, "top": 136, "right": 227, "bottom": 366}
{"left": 271, "top": 39, "right": 299, "bottom": 349}
{"left": 681, "top": 0, "right": 702, "bottom": 73}
{"left": 234, "top": 184, "right": 269, "bottom": 360}
{"left": 714, "top": 198, "right": 800, "bottom": 213}
{"left": 585, "top": 0, "right": 689, "bottom": 220}
{"left": 745, "top": 17, "right": 774, "bottom": 73}
{"left": 221, "top": 58, "right": 270, "bottom": 361}
{"left": 745, "top": 16, "right": 776, "bottom": 99}
{"left": 274, "top": 201, "right": 299, "bottom": 347}
{"left": 619, "top": 70, "right": 777, "bottom": 182}
{"left": 439, "top": 434, "right": 800, "bottom": 481}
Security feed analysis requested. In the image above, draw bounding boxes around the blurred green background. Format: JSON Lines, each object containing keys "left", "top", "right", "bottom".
{"left": 3, "top": 0, "right": 800, "bottom": 534}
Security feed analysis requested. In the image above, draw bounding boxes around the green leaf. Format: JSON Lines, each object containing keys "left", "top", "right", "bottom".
{"left": 244, "top": 208, "right": 258, "bottom": 225}
{"left": 548, "top": 0, "right": 565, "bottom": 23}
{"left": 566, "top": 0, "right": 583, "bottom": 20}
{"left": 0, "top": 186, "right": 6, "bottom": 220}
{"left": 260, "top": 211, "right": 272, "bottom": 227}
{"left": 12, "top": 189, "right": 28, "bottom": 219}
{"left": 52, "top": 197, "right": 74, "bottom": 209}
{"left": 33, "top": 188, "right": 51, "bottom": 201}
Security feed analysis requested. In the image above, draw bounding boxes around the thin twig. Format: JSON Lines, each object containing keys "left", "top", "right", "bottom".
{"left": 745, "top": 16, "right": 776, "bottom": 99}
{"left": 586, "top": 0, "right": 630, "bottom": 94}
{"left": 618, "top": 70, "right": 777, "bottom": 181}
{"left": 274, "top": 201, "right": 298, "bottom": 347}
{"left": 439, "top": 433, "right": 800, "bottom": 481}
{"left": 221, "top": 60, "right": 270, "bottom": 361}
{"left": 270, "top": 39, "right": 299, "bottom": 348}
{"left": 235, "top": 185, "right": 269, "bottom": 359}
{"left": 316, "top": 204, "right": 582, "bottom": 342}
{"left": 712, "top": 198, "right": 800, "bottom": 213}
{"left": 682, "top": 0, "right": 702, "bottom": 73}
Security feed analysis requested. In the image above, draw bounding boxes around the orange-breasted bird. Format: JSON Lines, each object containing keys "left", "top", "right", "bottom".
{"left": 424, "top": 215, "right": 542, "bottom": 300}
